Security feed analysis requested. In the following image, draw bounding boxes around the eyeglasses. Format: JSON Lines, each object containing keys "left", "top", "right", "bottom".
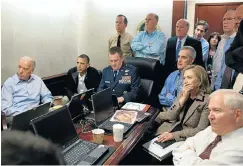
{"left": 234, "top": 17, "right": 243, "bottom": 21}
{"left": 223, "top": 17, "right": 235, "bottom": 21}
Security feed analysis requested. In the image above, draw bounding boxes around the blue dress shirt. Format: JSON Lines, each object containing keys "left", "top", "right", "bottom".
{"left": 200, "top": 37, "right": 209, "bottom": 62}
{"left": 214, "top": 37, "right": 235, "bottom": 90}
{"left": 131, "top": 30, "right": 166, "bottom": 64}
{"left": 158, "top": 70, "right": 183, "bottom": 107}
{"left": 1, "top": 74, "right": 53, "bottom": 116}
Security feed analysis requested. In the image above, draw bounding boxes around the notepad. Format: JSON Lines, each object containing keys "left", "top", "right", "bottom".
{"left": 121, "top": 102, "right": 147, "bottom": 111}
{"left": 142, "top": 137, "right": 184, "bottom": 161}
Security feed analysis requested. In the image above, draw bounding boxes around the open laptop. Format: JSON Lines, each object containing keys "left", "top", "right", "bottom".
{"left": 91, "top": 88, "right": 134, "bottom": 134}
{"left": 11, "top": 102, "right": 51, "bottom": 131}
{"left": 67, "top": 88, "right": 94, "bottom": 121}
{"left": 30, "top": 105, "right": 109, "bottom": 165}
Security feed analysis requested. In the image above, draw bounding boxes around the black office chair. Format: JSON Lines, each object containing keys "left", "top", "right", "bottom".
{"left": 124, "top": 57, "right": 164, "bottom": 107}
{"left": 138, "top": 79, "right": 154, "bottom": 103}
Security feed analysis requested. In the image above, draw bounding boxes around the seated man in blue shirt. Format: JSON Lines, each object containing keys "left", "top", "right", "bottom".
{"left": 98, "top": 46, "right": 140, "bottom": 104}
{"left": 193, "top": 20, "right": 209, "bottom": 63}
{"left": 131, "top": 13, "right": 166, "bottom": 64}
{"left": 159, "top": 46, "right": 196, "bottom": 110}
{"left": 1, "top": 56, "right": 53, "bottom": 119}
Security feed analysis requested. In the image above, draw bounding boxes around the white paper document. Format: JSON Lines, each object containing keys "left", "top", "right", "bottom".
{"left": 142, "top": 137, "right": 184, "bottom": 161}
{"left": 121, "top": 102, "right": 147, "bottom": 111}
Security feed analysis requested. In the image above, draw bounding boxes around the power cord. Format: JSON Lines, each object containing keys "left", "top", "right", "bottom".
{"left": 77, "top": 118, "right": 96, "bottom": 134}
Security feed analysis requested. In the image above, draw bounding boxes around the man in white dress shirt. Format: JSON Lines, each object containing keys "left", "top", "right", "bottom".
{"left": 173, "top": 89, "right": 243, "bottom": 165}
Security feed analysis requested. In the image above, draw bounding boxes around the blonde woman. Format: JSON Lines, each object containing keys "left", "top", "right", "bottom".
{"left": 156, "top": 65, "right": 211, "bottom": 142}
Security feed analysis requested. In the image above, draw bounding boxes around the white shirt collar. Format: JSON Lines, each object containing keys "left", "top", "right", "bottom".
{"left": 78, "top": 73, "right": 86, "bottom": 81}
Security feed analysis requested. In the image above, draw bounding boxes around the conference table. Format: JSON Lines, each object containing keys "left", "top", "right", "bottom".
{"left": 76, "top": 106, "right": 159, "bottom": 165}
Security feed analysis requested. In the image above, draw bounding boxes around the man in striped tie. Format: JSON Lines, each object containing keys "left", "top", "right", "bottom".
{"left": 173, "top": 89, "right": 243, "bottom": 165}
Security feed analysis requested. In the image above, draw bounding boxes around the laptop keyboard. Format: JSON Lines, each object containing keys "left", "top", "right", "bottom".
{"left": 64, "top": 141, "right": 97, "bottom": 165}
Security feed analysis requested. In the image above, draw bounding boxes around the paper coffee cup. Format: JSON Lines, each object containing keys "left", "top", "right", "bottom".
{"left": 92, "top": 129, "right": 105, "bottom": 144}
{"left": 113, "top": 124, "right": 124, "bottom": 142}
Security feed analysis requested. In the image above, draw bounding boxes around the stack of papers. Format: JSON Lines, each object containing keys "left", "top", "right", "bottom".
{"left": 110, "top": 110, "right": 137, "bottom": 124}
{"left": 122, "top": 102, "right": 147, "bottom": 111}
{"left": 142, "top": 137, "right": 184, "bottom": 161}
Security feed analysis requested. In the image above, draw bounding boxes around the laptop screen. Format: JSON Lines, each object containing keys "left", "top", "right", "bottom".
{"left": 68, "top": 88, "right": 94, "bottom": 119}
{"left": 11, "top": 102, "right": 51, "bottom": 131}
{"left": 91, "top": 88, "right": 114, "bottom": 126}
{"left": 31, "top": 105, "right": 78, "bottom": 147}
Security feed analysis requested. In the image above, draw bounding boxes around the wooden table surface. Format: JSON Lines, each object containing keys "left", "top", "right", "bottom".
{"left": 77, "top": 106, "right": 159, "bottom": 165}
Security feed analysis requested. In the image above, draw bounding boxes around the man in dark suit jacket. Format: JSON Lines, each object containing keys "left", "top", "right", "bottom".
{"left": 225, "top": 15, "right": 243, "bottom": 73}
{"left": 98, "top": 47, "right": 140, "bottom": 104}
{"left": 164, "top": 19, "right": 204, "bottom": 78}
{"left": 66, "top": 54, "right": 101, "bottom": 98}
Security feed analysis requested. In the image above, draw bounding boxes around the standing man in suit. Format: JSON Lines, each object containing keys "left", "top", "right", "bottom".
{"left": 109, "top": 14, "right": 133, "bottom": 57}
{"left": 225, "top": 5, "right": 243, "bottom": 91}
{"left": 131, "top": 13, "right": 166, "bottom": 64}
{"left": 164, "top": 19, "right": 204, "bottom": 78}
{"left": 214, "top": 10, "right": 236, "bottom": 90}
{"left": 66, "top": 54, "right": 101, "bottom": 98}
{"left": 98, "top": 47, "right": 140, "bottom": 104}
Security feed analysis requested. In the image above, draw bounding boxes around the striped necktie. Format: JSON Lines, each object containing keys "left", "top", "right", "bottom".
{"left": 199, "top": 135, "right": 221, "bottom": 160}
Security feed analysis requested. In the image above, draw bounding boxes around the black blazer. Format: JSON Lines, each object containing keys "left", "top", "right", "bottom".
{"left": 225, "top": 20, "right": 243, "bottom": 73}
{"left": 164, "top": 36, "right": 204, "bottom": 77}
{"left": 66, "top": 66, "right": 101, "bottom": 98}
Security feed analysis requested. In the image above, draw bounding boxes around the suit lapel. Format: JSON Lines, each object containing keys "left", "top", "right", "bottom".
{"left": 182, "top": 91, "right": 205, "bottom": 124}
{"left": 72, "top": 72, "right": 79, "bottom": 89}
{"left": 170, "top": 37, "right": 177, "bottom": 62}
{"left": 184, "top": 36, "right": 190, "bottom": 46}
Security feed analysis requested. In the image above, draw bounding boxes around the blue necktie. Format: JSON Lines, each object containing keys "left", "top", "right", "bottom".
{"left": 224, "top": 38, "right": 232, "bottom": 53}
{"left": 176, "top": 40, "right": 181, "bottom": 60}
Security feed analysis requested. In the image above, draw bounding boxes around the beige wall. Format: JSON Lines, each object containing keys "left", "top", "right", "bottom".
{"left": 1, "top": 0, "right": 173, "bottom": 82}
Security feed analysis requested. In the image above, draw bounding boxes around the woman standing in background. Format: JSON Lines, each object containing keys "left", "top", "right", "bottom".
{"left": 206, "top": 32, "right": 221, "bottom": 83}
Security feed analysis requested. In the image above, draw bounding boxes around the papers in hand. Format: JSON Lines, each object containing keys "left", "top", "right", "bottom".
{"left": 142, "top": 137, "right": 184, "bottom": 161}
{"left": 110, "top": 110, "right": 137, "bottom": 124}
{"left": 122, "top": 102, "right": 147, "bottom": 111}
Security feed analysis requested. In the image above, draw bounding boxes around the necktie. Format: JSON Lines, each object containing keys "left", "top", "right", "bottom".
{"left": 117, "top": 35, "right": 121, "bottom": 47}
{"left": 224, "top": 37, "right": 231, "bottom": 53}
{"left": 113, "top": 71, "right": 118, "bottom": 81}
{"left": 176, "top": 40, "right": 181, "bottom": 60}
{"left": 221, "top": 66, "right": 232, "bottom": 89}
{"left": 199, "top": 135, "right": 221, "bottom": 160}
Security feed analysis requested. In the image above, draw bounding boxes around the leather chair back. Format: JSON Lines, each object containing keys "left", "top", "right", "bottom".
{"left": 124, "top": 57, "right": 165, "bottom": 107}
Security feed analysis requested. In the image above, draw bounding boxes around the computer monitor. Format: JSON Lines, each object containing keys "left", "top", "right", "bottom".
{"left": 68, "top": 88, "right": 94, "bottom": 120}
{"left": 91, "top": 88, "right": 114, "bottom": 126}
{"left": 11, "top": 102, "right": 51, "bottom": 131}
{"left": 31, "top": 105, "right": 78, "bottom": 148}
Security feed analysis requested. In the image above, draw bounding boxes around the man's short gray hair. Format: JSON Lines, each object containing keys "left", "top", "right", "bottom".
{"left": 210, "top": 89, "right": 243, "bottom": 111}
{"left": 180, "top": 46, "right": 197, "bottom": 59}
{"left": 20, "top": 56, "right": 36, "bottom": 71}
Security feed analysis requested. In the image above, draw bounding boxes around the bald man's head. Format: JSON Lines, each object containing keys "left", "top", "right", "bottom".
{"left": 223, "top": 10, "right": 235, "bottom": 35}
{"left": 18, "top": 56, "right": 36, "bottom": 80}
{"left": 176, "top": 19, "right": 190, "bottom": 38}
{"left": 145, "top": 13, "right": 159, "bottom": 32}
{"left": 234, "top": 5, "right": 243, "bottom": 30}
